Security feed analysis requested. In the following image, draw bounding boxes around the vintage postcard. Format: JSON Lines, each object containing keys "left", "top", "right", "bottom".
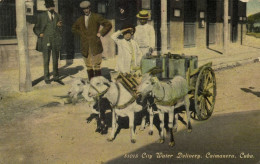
{"left": 0, "top": 0, "right": 259, "bottom": 163}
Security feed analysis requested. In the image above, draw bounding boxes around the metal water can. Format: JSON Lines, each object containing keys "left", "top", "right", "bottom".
{"left": 141, "top": 55, "right": 168, "bottom": 79}
{"left": 185, "top": 55, "right": 198, "bottom": 72}
{"left": 168, "top": 58, "right": 186, "bottom": 78}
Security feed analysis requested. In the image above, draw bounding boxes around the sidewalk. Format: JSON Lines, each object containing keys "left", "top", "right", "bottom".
{"left": 0, "top": 43, "right": 259, "bottom": 93}
{"left": 183, "top": 44, "right": 260, "bottom": 71}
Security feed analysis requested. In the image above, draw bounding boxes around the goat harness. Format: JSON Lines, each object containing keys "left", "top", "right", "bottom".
{"left": 153, "top": 81, "right": 181, "bottom": 106}
{"left": 112, "top": 82, "right": 136, "bottom": 109}
{"left": 90, "top": 83, "right": 109, "bottom": 97}
{"left": 112, "top": 72, "right": 142, "bottom": 109}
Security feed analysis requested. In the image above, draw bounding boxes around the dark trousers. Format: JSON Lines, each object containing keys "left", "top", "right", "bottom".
{"left": 42, "top": 37, "right": 60, "bottom": 80}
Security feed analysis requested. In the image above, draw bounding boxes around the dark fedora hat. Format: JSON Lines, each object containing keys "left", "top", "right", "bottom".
{"left": 45, "top": 0, "right": 55, "bottom": 8}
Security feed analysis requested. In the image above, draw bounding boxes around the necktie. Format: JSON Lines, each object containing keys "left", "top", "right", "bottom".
{"left": 51, "top": 13, "right": 54, "bottom": 21}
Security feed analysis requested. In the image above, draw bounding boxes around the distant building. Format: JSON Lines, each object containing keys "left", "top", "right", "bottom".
{"left": 0, "top": 0, "right": 247, "bottom": 62}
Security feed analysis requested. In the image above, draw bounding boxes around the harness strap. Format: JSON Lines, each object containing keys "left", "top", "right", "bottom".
{"left": 111, "top": 82, "right": 136, "bottom": 109}
{"left": 153, "top": 85, "right": 179, "bottom": 106}
{"left": 116, "top": 97, "right": 136, "bottom": 109}
{"left": 154, "top": 85, "right": 165, "bottom": 102}
{"left": 89, "top": 83, "right": 110, "bottom": 120}
{"left": 90, "top": 83, "right": 109, "bottom": 97}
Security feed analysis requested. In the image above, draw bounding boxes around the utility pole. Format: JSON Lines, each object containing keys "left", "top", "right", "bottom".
{"left": 16, "top": 0, "right": 32, "bottom": 92}
{"left": 223, "top": 0, "right": 229, "bottom": 55}
{"left": 161, "top": 0, "right": 168, "bottom": 54}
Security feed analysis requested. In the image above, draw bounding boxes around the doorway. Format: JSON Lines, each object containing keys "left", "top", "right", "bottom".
{"left": 231, "top": 0, "right": 238, "bottom": 43}
{"left": 184, "top": 0, "right": 196, "bottom": 48}
{"left": 207, "top": 0, "right": 217, "bottom": 46}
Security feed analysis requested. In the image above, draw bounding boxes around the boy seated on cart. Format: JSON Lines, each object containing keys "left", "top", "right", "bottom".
{"left": 111, "top": 24, "right": 143, "bottom": 74}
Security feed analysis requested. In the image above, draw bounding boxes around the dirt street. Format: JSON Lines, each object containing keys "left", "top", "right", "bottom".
{"left": 0, "top": 62, "right": 259, "bottom": 164}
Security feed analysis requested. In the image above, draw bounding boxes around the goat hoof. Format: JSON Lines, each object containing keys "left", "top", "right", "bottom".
{"left": 139, "top": 127, "right": 145, "bottom": 131}
{"left": 157, "top": 139, "right": 164, "bottom": 144}
{"left": 169, "top": 141, "right": 175, "bottom": 147}
{"left": 131, "top": 139, "right": 136, "bottom": 143}
{"left": 107, "top": 138, "right": 114, "bottom": 142}
{"left": 148, "top": 130, "right": 153, "bottom": 135}
{"left": 187, "top": 129, "right": 192, "bottom": 133}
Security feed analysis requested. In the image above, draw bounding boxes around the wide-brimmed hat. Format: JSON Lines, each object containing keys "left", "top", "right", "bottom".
{"left": 45, "top": 0, "right": 55, "bottom": 8}
{"left": 136, "top": 10, "right": 150, "bottom": 19}
{"left": 80, "top": 1, "right": 91, "bottom": 8}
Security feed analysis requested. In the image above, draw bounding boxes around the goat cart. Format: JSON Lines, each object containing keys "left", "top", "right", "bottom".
{"left": 140, "top": 53, "right": 217, "bottom": 120}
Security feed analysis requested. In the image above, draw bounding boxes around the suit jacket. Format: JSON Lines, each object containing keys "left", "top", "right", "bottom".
{"left": 72, "top": 13, "right": 112, "bottom": 57}
{"left": 33, "top": 11, "right": 62, "bottom": 52}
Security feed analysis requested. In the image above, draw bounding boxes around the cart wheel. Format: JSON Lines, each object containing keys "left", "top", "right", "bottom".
{"left": 194, "top": 66, "right": 216, "bottom": 120}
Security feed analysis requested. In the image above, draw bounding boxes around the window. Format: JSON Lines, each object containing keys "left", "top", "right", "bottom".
{"left": 142, "top": 0, "right": 151, "bottom": 9}
{"left": 97, "top": 2, "right": 106, "bottom": 14}
{"left": 174, "top": 9, "right": 181, "bottom": 17}
{"left": 0, "top": 0, "right": 16, "bottom": 39}
{"left": 199, "top": 11, "right": 205, "bottom": 19}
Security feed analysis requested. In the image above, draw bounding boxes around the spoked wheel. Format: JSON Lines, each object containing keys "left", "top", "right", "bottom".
{"left": 194, "top": 66, "right": 216, "bottom": 120}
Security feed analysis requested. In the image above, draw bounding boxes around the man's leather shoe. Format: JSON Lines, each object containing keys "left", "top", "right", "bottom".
{"left": 54, "top": 79, "right": 65, "bottom": 85}
{"left": 45, "top": 80, "right": 51, "bottom": 84}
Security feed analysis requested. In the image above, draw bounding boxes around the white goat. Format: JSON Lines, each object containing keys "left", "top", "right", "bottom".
{"left": 68, "top": 77, "right": 113, "bottom": 134}
{"left": 88, "top": 76, "right": 150, "bottom": 143}
{"left": 137, "top": 73, "right": 192, "bottom": 147}
{"left": 67, "top": 77, "right": 98, "bottom": 114}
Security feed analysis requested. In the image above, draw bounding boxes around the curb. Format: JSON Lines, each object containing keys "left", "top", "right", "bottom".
{"left": 213, "top": 57, "right": 260, "bottom": 72}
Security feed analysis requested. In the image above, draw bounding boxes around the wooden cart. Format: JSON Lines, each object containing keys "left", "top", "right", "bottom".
{"left": 141, "top": 53, "right": 217, "bottom": 120}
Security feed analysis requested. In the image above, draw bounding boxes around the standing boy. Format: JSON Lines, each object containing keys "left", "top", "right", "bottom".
{"left": 134, "top": 10, "right": 155, "bottom": 56}
{"left": 111, "top": 24, "right": 142, "bottom": 73}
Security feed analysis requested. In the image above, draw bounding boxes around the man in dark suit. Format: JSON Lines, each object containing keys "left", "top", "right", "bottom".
{"left": 33, "top": 0, "right": 63, "bottom": 84}
{"left": 72, "top": 1, "right": 112, "bottom": 80}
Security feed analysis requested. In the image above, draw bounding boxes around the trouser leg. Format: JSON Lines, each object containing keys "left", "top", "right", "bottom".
{"left": 93, "top": 66, "right": 101, "bottom": 77}
{"left": 87, "top": 69, "right": 94, "bottom": 80}
{"left": 43, "top": 48, "right": 51, "bottom": 81}
{"left": 83, "top": 53, "right": 102, "bottom": 79}
{"left": 52, "top": 48, "right": 60, "bottom": 80}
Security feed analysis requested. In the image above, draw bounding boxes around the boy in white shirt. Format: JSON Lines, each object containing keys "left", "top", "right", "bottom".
{"left": 111, "top": 25, "right": 142, "bottom": 73}
{"left": 134, "top": 10, "right": 155, "bottom": 57}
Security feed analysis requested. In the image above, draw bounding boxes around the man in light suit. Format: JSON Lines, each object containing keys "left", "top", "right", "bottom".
{"left": 134, "top": 10, "right": 155, "bottom": 57}
{"left": 72, "top": 1, "right": 112, "bottom": 80}
{"left": 33, "top": 0, "right": 63, "bottom": 84}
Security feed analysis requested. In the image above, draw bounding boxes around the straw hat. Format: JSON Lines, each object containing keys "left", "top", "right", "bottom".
{"left": 136, "top": 10, "right": 150, "bottom": 19}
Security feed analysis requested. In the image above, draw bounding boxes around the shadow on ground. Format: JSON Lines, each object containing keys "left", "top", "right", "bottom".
{"left": 102, "top": 67, "right": 115, "bottom": 81}
{"left": 241, "top": 87, "right": 260, "bottom": 98}
{"left": 32, "top": 65, "right": 84, "bottom": 86}
{"left": 106, "top": 110, "right": 260, "bottom": 164}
